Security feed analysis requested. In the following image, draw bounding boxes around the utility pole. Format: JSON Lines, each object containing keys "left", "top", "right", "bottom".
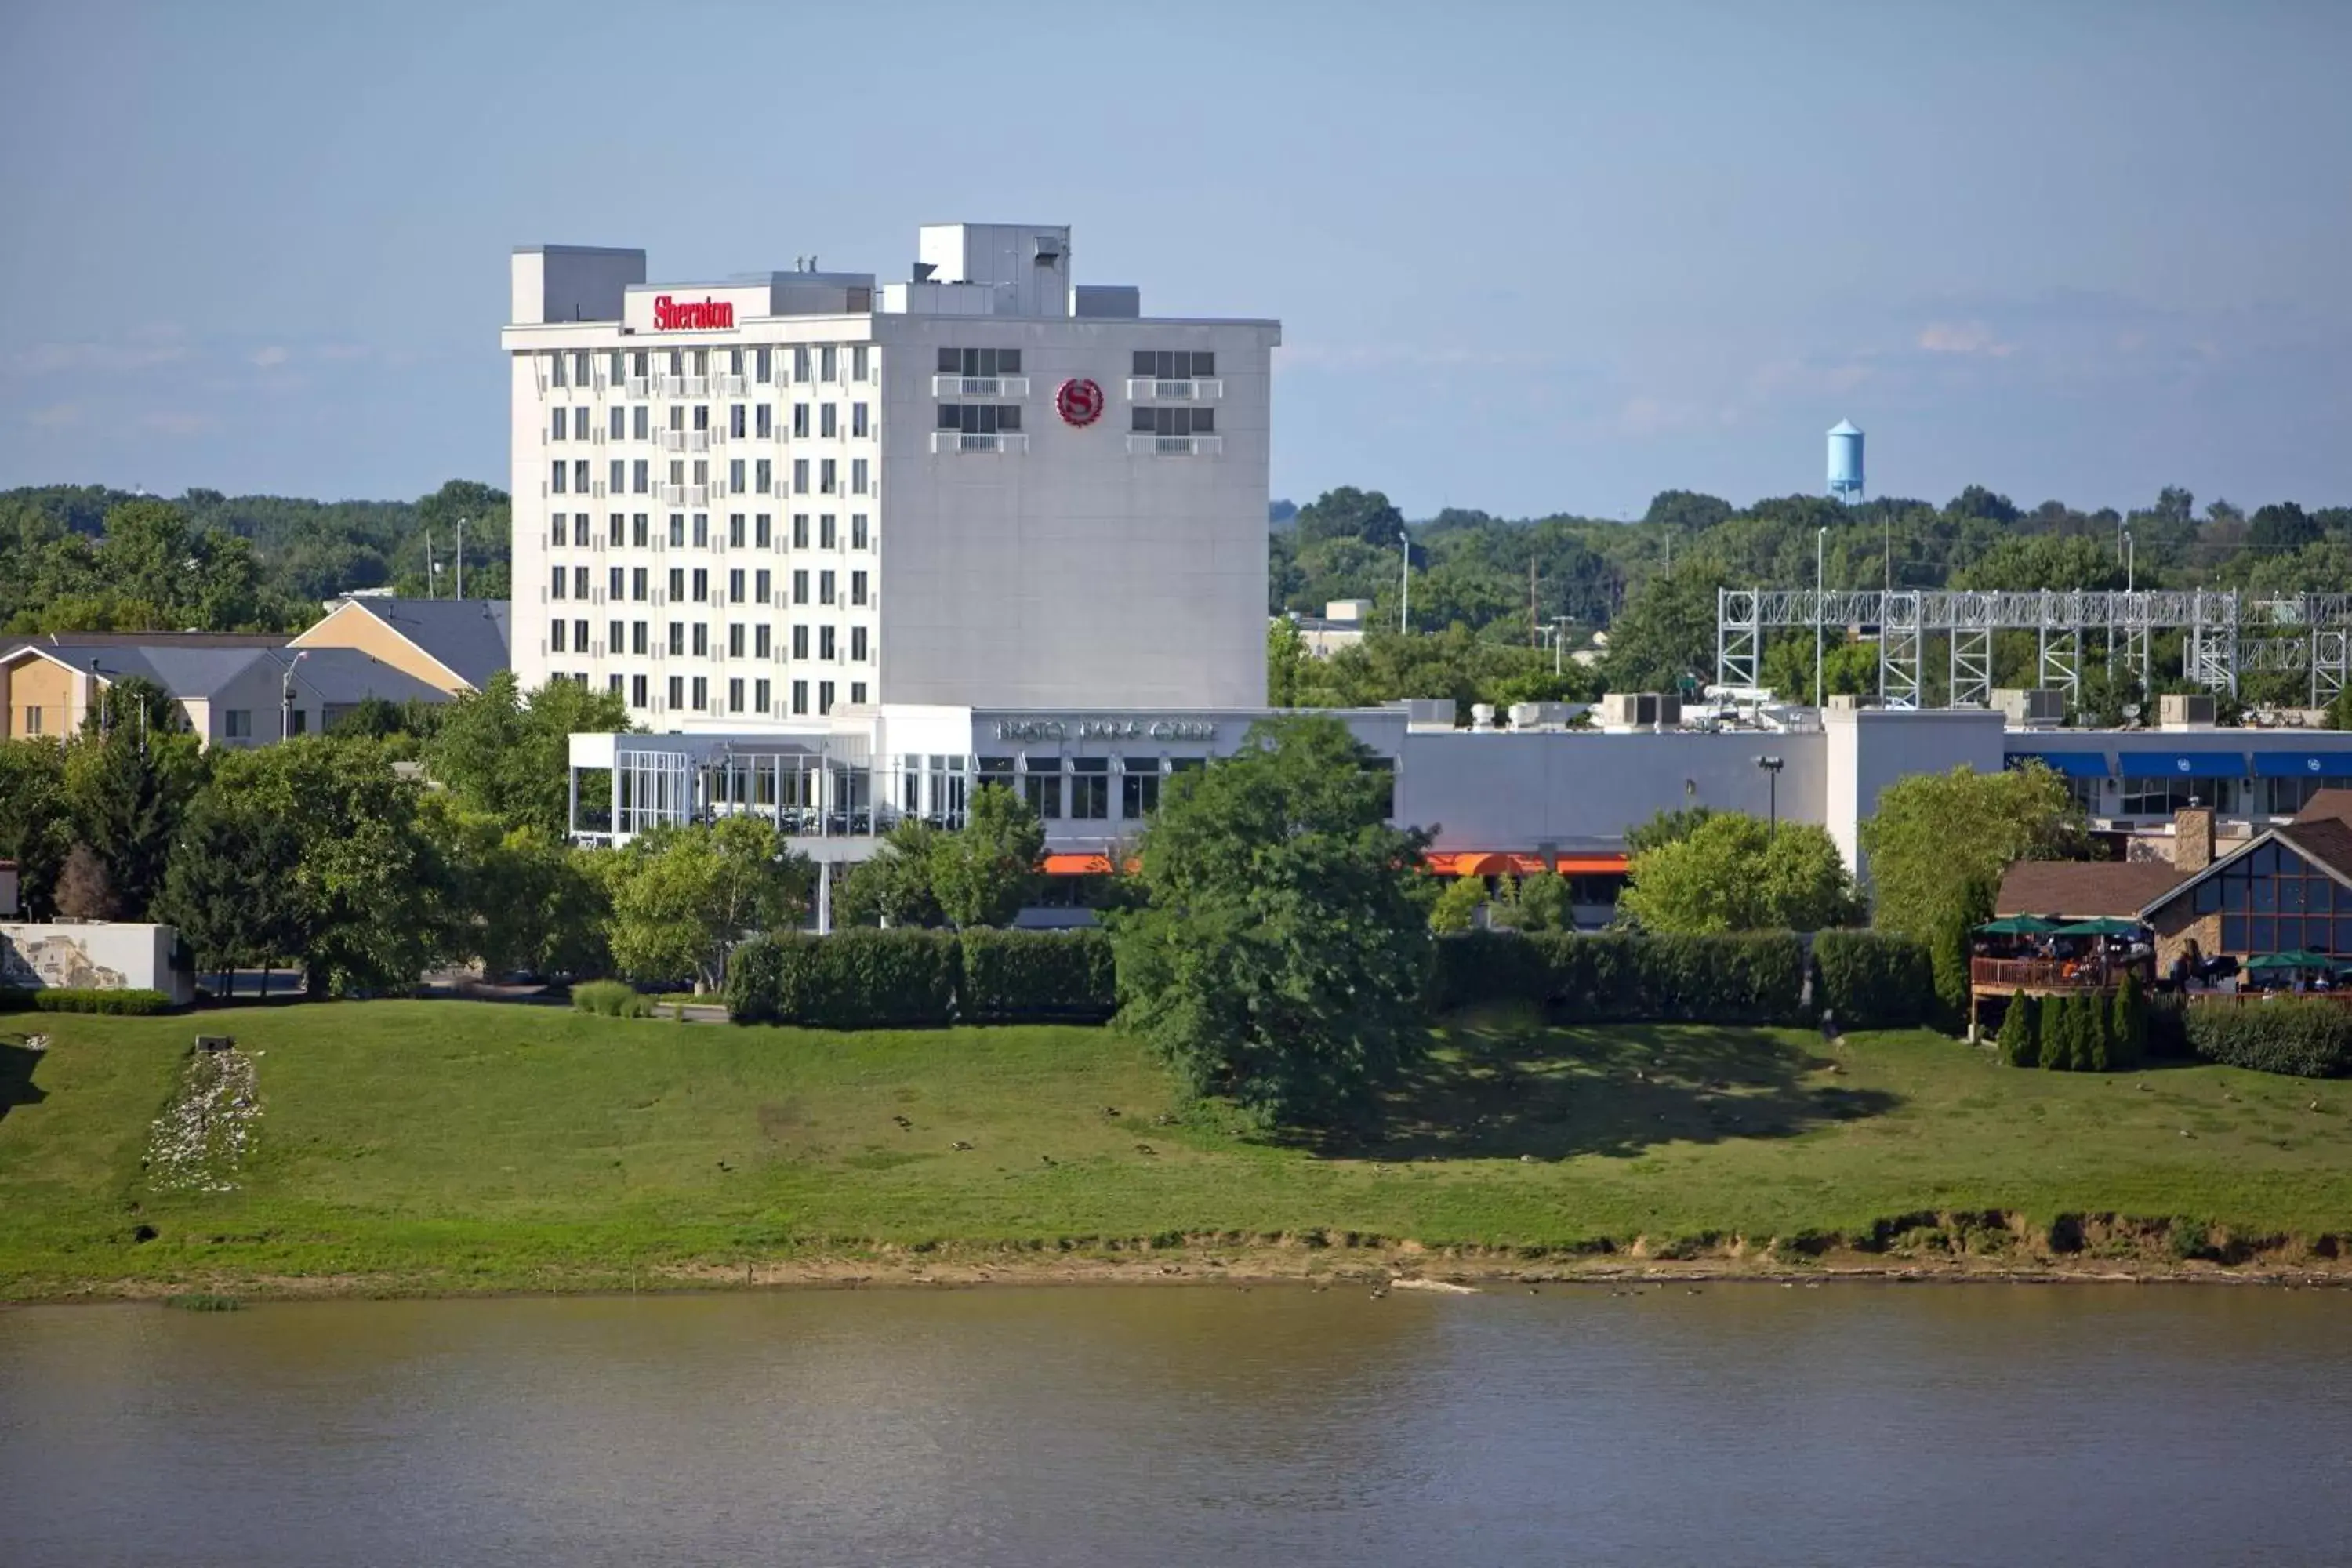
{"left": 456, "top": 516, "right": 467, "bottom": 601}
{"left": 424, "top": 528, "right": 436, "bottom": 600}
{"left": 1398, "top": 530, "right": 1411, "bottom": 635}
{"left": 1529, "top": 558, "right": 1538, "bottom": 648}
{"left": 1816, "top": 526, "right": 1827, "bottom": 708}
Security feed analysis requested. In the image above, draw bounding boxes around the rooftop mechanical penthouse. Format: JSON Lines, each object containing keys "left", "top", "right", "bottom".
{"left": 503, "top": 223, "right": 1280, "bottom": 725}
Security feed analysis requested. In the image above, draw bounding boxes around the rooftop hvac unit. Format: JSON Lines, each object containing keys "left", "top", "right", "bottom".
{"left": 1598, "top": 692, "right": 1681, "bottom": 731}
{"left": 1992, "top": 688, "right": 2067, "bottom": 728}
{"left": 2160, "top": 693, "right": 2218, "bottom": 730}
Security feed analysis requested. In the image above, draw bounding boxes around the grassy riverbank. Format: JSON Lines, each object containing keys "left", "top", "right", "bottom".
{"left": 2, "top": 1000, "right": 2348, "bottom": 1300}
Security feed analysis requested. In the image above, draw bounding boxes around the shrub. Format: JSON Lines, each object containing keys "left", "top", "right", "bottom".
{"left": 1812, "top": 931, "right": 1936, "bottom": 1029}
{"left": 727, "top": 929, "right": 960, "bottom": 1029}
{"left": 2182, "top": 998, "right": 2352, "bottom": 1077}
{"left": 1429, "top": 931, "right": 1807, "bottom": 1025}
{"left": 2144, "top": 992, "right": 2189, "bottom": 1060}
{"left": 2039, "top": 990, "right": 2071, "bottom": 1070}
{"left": 0, "top": 987, "right": 176, "bottom": 1015}
{"left": 2108, "top": 973, "right": 2147, "bottom": 1070}
{"left": 570, "top": 978, "right": 652, "bottom": 1018}
{"left": 1428, "top": 931, "right": 1556, "bottom": 1013}
{"left": 2082, "top": 992, "right": 2114, "bottom": 1073}
{"left": 1998, "top": 993, "right": 2041, "bottom": 1067}
{"left": 957, "top": 928, "right": 1116, "bottom": 1023}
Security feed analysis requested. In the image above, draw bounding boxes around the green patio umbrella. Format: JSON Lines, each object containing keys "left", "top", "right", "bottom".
{"left": 2246, "top": 951, "right": 2336, "bottom": 971}
{"left": 1976, "top": 915, "right": 2063, "bottom": 935}
{"left": 2052, "top": 917, "right": 2143, "bottom": 937}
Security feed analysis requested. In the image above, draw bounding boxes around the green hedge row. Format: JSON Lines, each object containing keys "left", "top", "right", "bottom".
{"left": 725, "top": 928, "right": 1116, "bottom": 1029}
{"left": 2182, "top": 997, "right": 2352, "bottom": 1077}
{"left": 1431, "top": 931, "right": 1813, "bottom": 1025}
{"left": 0, "top": 987, "right": 177, "bottom": 1015}
{"left": 1812, "top": 931, "right": 1937, "bottom": 1029}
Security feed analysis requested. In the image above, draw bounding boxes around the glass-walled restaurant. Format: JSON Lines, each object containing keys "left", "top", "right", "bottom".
{"left": 2010, "top": 747, "right": 2352, "bottom": 821}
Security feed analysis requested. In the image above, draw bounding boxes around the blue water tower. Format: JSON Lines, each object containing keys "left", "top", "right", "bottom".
{"left": 1827, "top": 419, "right": 1864, "bottom": 503}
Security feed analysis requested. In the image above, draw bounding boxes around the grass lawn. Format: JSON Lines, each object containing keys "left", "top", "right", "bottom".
{"left": 1, "top": 1000, "right": 2347, "bottom": 1298}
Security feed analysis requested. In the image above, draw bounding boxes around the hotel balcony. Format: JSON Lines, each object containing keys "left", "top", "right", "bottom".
{"left": 931, "top": 431, "right": 1027, "bottom": 454}
{"left": 1126, "top": 377, "right": 1223, "bottom": 401}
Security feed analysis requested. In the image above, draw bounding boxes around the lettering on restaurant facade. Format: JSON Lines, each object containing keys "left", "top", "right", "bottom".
{"left": 652, "top": 295, "right": 736, "bottom": 331}
{"left": 995, "top": 717, "right": 1218, "bottom": 742}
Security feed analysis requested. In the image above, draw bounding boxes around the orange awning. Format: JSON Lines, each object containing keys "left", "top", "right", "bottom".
{"left": 1553, "top": 855, "right": 1630, "bottom": 876}
{"left": 1042, "top": 853, "right": 1114, "bottom": 876}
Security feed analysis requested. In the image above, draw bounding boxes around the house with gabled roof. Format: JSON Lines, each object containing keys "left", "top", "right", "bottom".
{"left": 292, "top": 597, "right": 510, "bottom": 695}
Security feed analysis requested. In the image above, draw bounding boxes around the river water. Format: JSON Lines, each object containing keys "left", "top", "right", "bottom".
{"left": 2, "top": 1284, "right": 2347, "bottom": 1566}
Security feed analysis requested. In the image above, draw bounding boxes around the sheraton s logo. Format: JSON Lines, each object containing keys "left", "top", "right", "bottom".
{"left": 652, "top": 295, "right": 735, "bottom": 331}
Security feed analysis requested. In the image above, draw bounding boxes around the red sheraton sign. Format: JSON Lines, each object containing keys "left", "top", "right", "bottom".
{"left": 652, "top": 295, "right": 735, "bottom": 331}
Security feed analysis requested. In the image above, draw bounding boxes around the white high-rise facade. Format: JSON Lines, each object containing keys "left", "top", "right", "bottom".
{"left": 504, "top": 223, "right": 1279, "bottom": 725}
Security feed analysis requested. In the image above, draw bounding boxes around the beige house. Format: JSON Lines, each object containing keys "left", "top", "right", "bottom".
{"left": 0, "top": 639, "right": 452, "bottom": 748}
{"left": 292, "top": 597, "right": 510, "bottom": 695}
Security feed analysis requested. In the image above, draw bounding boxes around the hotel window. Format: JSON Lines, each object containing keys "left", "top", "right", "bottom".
{"left": 755, "top": 568, "right": 771, "bottom": 602}
{"left": 630, "top": 568, "right": 648, "bottom": 601}
{"left": 755, "top": 514, "right": 772, "bottom": 549}
{"left": 1132, "top": 406, "right": 1216, "bottom": 436}
{"left": 631, "top": 621, "right": 647, "bottom": 655}
{"left": 669, "top": 622, "right": 684, "bottom": 656}
{"left": 728, "top": 459, "right": 744, "bottom": 494}
{"left": 608, "top": 676, "right": 624, "bottom": 695}
{"left": 728, "top": 514, "right": 746, "bottom": 548}
{"left": 819, "top": 459, "right": 837, "bottom": 494}
{"left": 670, "top": 459, "right": 684, "bottom": 486}
{"left": 850, "top": 682, "right": 866, "bottom": 705}
{"left": 610, "top": 407, "right": 626, "bottom": 440}
{"left": 819, "top": 514, "right": 837, "bottom": 550}
{"left": 632, "top": 514, "right": 648, "bottom": 548}
{"left": 608, "top": 567, "right": 624, "bottom": 600}
{"left": 1069, "top": 757, "right": 1110, "bottom": 820}
{"left": 851, "top": 402, "right": 869, "bottom": 437}
{"left": 691, "top": 676, "right": 707, "bottom": 710}
{"left": 792, "top": 570, "right": 809, "bottom": 605}
{"left": 573, "top": 618, "right": 588, "bottom": 651}
{"left": 851, "top": 459, "right": 869, "bottom": 495}
{"left": 609, "top": 459, "right": 625, "bottom": 492}
{"left": 819, "top": 626, "right": 837, "bottom": 660}
{"left": 573, "top": 566, "right": 590, "bottom": 598}
{"left": 608, "top": 619, "right": 624, "bottom": 652}
{"left": 819, "top": 346, "right": 837, "bottom": 382}
{"left": 667, "top": 350, "right": 683, "bottom": 376}
{"left": 1120, "top": 758, "right": 1163, "bottom": 818}
{"left": 691, "top": 568, "right": 709, "bottom": 603}
{"left": 692, "top": 514, "right": 709, "bottom": 548}
{"left": 851, "top": 514, "right": 869, "bottom": 550}
{"left": 667, "top": 675, "right": 684, "bottom": 709}
{"left": 574, "top": 459, "right": 590, "bottom": 491}
{"left": 728, "top": 568, "right": 744, "bottom": 603}
{"left": 792, "top": 404, "right": 810, "bottom": 439}
{"left": 819, "top": 569, "right": 836, "bottom": 605}
{"left": 792, "top": 680, "right": 808, "bottom": 716}
{"left": 692, "top": 350, "right": 710, "bottom": 376}
{"left": 936, "top": 403, "right": 1022, "bottom": 434}
{"left": 670, "top": 514, "right": 686, "bottom": 547}
{"left": 792, "top": 345, "right": 811, "bottom": 383}
{"left": 667, "top": 568, "right": 684, "bottom": 600}
{"left": 631, "top": 674, "right": 648, "bottom": 707}
{"left": 728, "top": 348, "right": 742, "bottom": 376}
{"left": 754, "top": 678, "right": 771, "bottom": 713}
{"left": 938, "top": 347, "right": 1022, "bottom": 377}
{"left": 754, "top": 625, "right": 771, "bottom": 659}
{"left": 632, "top": 350, "right": 648, "bottom": 377}
{"left": 550, "top": 514, "right": 567, "bottom": 547}
{"left": 792, "top": 514, "right": 809, "bottom": 549}
{"left": 1022, "top": 759, "right": 1063, "bottom": 819}
{"left": 573, "top": 350, "right": 590, "bottom": 383}
{"left": 793, "top": 458, "right": 809, "bottom": 494}
{"left": 610, "top": 349, "right": 626, "bottom": 383}
{"left": 550, "top": 460, "right": 567, "bottom": 493}
{"left": 850, "top": 626, "right": 867, "bottom": 662}
{"left": 549, "top": 352, "right": 567, "bottom": 389}
{"left": 1133, "top": 350, "right": 1214, "bottom": 379}
{"left": 550, "top": 619, "right": 568, "bottom": 652}
{"left": 729, "top": 624, "right": 746, "bottom": 658}
{"left": 754, "top": 458, "right": 771, "bottom": 494}
{"left": 851, "top": 570, "right": 868, "bottom": 607}
{"left": 851, "top": 345, "right": 869, "bottom": 381}
{"left": 692, "top": 459, "right": 708, "bottom": 487}
{"left": 755, "top": 405, "right": 773, "bottom": 439}
{"left": 792, "top": 625, "right": 808, "bottom": 659}
{"left": 692, "top": 624, "right": 709, "bottom": 657}
{"left": 632, "top": 459, "right": 648, "bottom": 493}
{"left": 693, "top": 405, "right": 710, "bottom": 433}
{"left": 818, "top": 680, "right": 836, "bottom": 714}
{"left": 573, "top": 407, "right": 590, "bottom": 440}
{"left": 550, "top": 412, "right": 567, "bottom": 442}
{"left": 754, "top": 347, "right": 772, "bottom": 384}
{"left": 820, "top": 404, "right": 837, "bottom": 439}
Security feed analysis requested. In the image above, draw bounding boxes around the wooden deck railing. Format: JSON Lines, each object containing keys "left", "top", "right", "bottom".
{"left": 1970, "top": 956, "right": 2143, "bottom": 992}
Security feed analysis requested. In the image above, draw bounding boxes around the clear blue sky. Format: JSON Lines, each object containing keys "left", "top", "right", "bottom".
{"left": 2, "top": 0, "right": 2347, "bottom": 521}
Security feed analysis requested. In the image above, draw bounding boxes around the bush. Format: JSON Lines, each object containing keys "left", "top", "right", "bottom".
{"left": 1428, "top": 930, "right": 1557, "bottom": 1012}
{"left": 1998, "top": 993, "right": 2041, "bottom": 1067}
{"left": 0, "top": 987, "right": 176, "bottom": 1015}
{"left": 2182, "top": 998, "right": 2352, "bottom": 1077}
{"left": 727, "top": 929, "right": 960, "bottom": 1029}
{"left": 2039, "top": 990, "right": 2071, "bottom": 1070}
{"left": 2108, "top": 974, "right": 2147, "bottom": 1070}
{"left": 2145, "top": 993, "right": 2189, "bottom": 1060}
{"left": 958, "top": 928, "right": 1116, "bottom": 1023}
{"left": 1813, "top": 931, "right": 1936, "bottom": 1029}
{"left": 570, "top": 978, "right": 652, "bottom": 1018}
{"left": 1431, "top": 931, "right": 1807, "bottom": 1025}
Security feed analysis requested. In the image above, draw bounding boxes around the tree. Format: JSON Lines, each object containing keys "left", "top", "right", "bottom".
{"left": 1510, "top": 869, "right": 1575, "bottom": 932}
{"left": 928, "top": 784, "right": 1044, "bottom": 930}
{"left": 2039, "top": 993, "right": 2071, "bottom": 1071}
{"left": 1859, "top": 764, "right": 2086, "bottom": 937}
{"left": 1928, "top": 873, "right": 1994, "bottom": 1024}
{"left": 1626, "top": 805, "right": 1715, "bottom": 855}
{"left": 1602, "top": 557, "right": 1722, "bottom": 692}
{"left": 157, "top": 788, "right": 307, "bottom": 993}
{"left": 1428, "top": 874, "right": 1486, "bottom": 933}
{"left": 1643, "top": 490, "right": 1734, "bottom": 534}
{"left": 53, "top": 843, "right": 117, "bottom": 920}
{"left": 1109, "top": 716, "right": 1432, "bottom": 1130}
{"left": 423, "top": 671, "right": 630, "bottom": 836}
{"left": 1292, "top": 486, "right": 1406, "bottom": 550}
{"left": 1999, "top": 994, "right": 2041, "bottom": 1067}
{"left": 835, "top": 818, "right": 948, "bottom": 928}
{"left": 419, "top": 799, "right": 612, "bottom": 978}
{"left": 1947, "top": 485, "right": 2023, "bottom": 525}
{"left": 2249, "top": 502, "right": 2319, "bottom": 554}
{"left": 605, "top": 815, "right": 812, "bottom": 992}
{"left": 0, "top": 739, "right": 71, "bottom": 917}
{"left": 64, "top": 696, "right": 207, "bottom": 921}
{"left": 1617, "top": 812, "right": 1861, "bottom": 934}
{"left": 2109, "top": 972, "right": 2146, "bottom": 1069}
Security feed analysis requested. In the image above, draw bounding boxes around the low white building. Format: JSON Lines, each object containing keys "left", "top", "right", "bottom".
{"left": 506, "top": 222, "right": 1278, "bottom": 724}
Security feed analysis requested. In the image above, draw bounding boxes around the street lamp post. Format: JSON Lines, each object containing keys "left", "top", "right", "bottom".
{"left": 2125, "top": 530, "right": 2135, "bottom": 592}
{"left": 281, "top": 651, "right": 308, "bottom": 742}
{"left": 1815, "top": 526, "right": 1827, "bottom": 707}
{"left": 1755, "top": 754, "right": 1785, "bottom": 839}
{"left": 1398, "top": 531, "right": 1411, "bottom": 635}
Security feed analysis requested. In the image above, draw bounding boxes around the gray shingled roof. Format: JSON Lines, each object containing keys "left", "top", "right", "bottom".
{"left": 2, "top": 642, "right": 448, "bottom": 707}
{"left": 332, "top": 597, "right": 510, "bottom": 690}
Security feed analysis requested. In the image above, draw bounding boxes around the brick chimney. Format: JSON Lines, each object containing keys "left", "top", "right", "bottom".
{"left": 2174, "top": 806, "right": 2216, "bottom": 874}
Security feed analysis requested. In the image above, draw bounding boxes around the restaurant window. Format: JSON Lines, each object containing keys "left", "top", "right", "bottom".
{"left": 1069, "top": 757, "right": 1109, "bottom": 820}
{"left": 1020, "top": 759, "right": 1062, "bottom": 819}
{"left": 2266, "top": 775, "right": 2352, "bottom": 815}
{"left": 2204, "top": 841, "right": 2352, "bottom": 955}
{"left": 1120, "top": 757, "right": 1162, "bottom": 818}
{"left": 2119, "top": 776, "right": 2234, "bottom": 816}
